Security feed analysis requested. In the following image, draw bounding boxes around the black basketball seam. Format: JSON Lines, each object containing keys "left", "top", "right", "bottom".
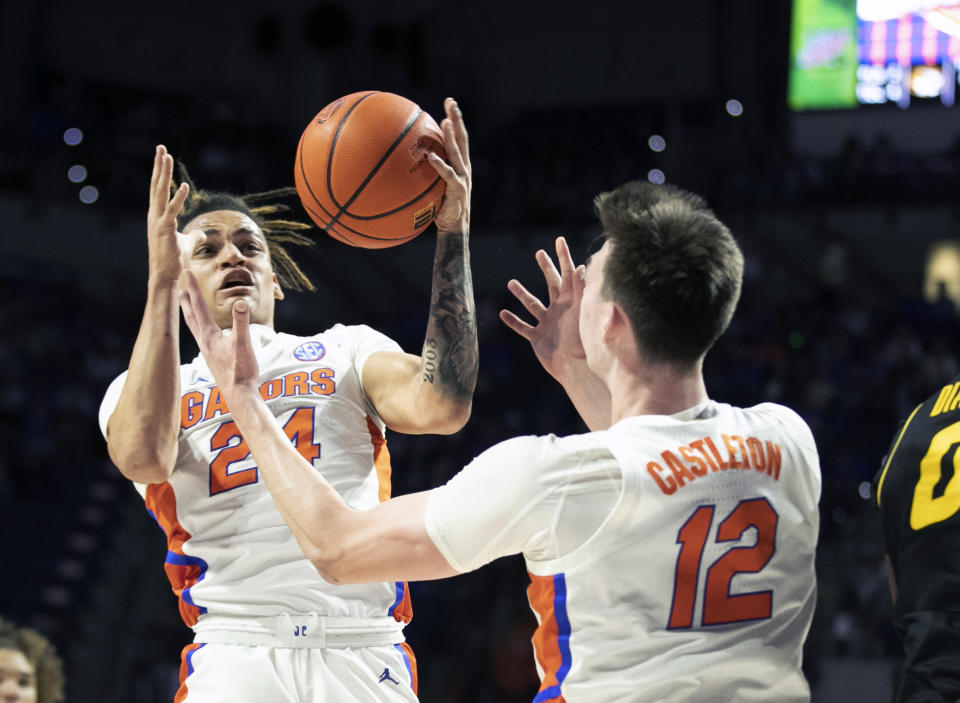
{"left": 295, "top": 136, "right": 337, "bottom": 228}
{"left": 325, "top": 103, "right": 424, "bottom": 229}
{"left": 300, "top": 197, "right": 421, "bottom": 245}
{"left": 296, "top": 92, "right": 376, "bottom": 228}
{"left": 297, "top": 92, "right": 440, "bottom": 242}
{"left": 324, "top": 92, "right": 379, "bottom": 214}
{"left": 341, "top": 175, "right": 443, "bottom": 220}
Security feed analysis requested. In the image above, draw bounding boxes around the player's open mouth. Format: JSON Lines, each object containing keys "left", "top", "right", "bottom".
{"left": 220, "top": 271, "right": 254, "bottom": 290}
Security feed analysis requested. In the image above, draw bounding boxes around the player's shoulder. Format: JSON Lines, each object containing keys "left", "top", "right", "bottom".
{"left": 903, "top": 375, "right": 960, "bottom": 429}
{"left": 522, "top": 428, "right": 610, "bottom": 452}
{"left": 477, "top": 431, "right": 614, "bottom": 472}
{"left": 731, "top": 401, "right": 817, "bottom": 452}
{"left": 179, "top": 352, "right": 210, "bottom": 386}
{"left": 460, "top": 431, "right": 617, "bottom": 501}
{"left": 321, "top": 322, "right": 385, "bottom": 337}
{"left": 738, "top": 401, "right": 810, "bottom": 426}
{"left": 308, "top": 323, "right": 399, "bottom": 350}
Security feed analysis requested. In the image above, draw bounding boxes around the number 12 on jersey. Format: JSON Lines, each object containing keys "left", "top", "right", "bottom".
{"left": 668, "top": 497, "right": 778, "bottom": 629}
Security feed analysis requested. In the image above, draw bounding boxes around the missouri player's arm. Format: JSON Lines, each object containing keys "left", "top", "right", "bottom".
{"left": 106, "top": 145, "right": 191, "bottom": 484}
{"left": 361, "top": 97, "right": 477, "bottom": 435}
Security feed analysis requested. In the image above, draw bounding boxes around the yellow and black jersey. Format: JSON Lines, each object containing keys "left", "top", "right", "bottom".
{"left": 875, "top": 374, "right": 960, "bottom": 701}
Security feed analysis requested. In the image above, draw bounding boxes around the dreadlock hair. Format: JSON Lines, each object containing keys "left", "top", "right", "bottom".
{"left": 0, "top": 616, "right": 65, "bottom": 703}
{"left": 172, "top": 163, "right": 317, "bottom": 292}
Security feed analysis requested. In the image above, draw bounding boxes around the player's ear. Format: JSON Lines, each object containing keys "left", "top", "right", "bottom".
{"left": 603, "top": 302, "right": 629, "bottom": 346}
{"left": 273, "top": 273, "right": 285, "bottom": 301}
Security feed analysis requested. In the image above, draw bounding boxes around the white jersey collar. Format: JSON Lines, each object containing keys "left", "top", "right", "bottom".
{"left": 610, "top": 399, "right": 717, "bottom": 430}
{"left": 670, "top": 399, "right": 716, "bottom": 421}
{"left": 245, "top": 323, "right": 277, "bottom": 348}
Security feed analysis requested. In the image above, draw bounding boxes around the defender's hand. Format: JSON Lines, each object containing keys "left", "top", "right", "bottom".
{"left": 499, "top": 237, "right": 588, "bottom": 381}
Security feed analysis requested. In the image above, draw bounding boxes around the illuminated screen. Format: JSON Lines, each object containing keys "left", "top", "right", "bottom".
{"left": 789, "top": 0, "right": 960, "bottom": 109}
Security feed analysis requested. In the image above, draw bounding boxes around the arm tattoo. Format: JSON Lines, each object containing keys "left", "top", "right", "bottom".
{"left": 422, "top": 231, "right": 478, "bottom": 403}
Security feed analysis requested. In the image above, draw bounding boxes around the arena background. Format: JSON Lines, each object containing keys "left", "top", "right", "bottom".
{"left": 2, "top": 0, "right": 959, "bottom": 700}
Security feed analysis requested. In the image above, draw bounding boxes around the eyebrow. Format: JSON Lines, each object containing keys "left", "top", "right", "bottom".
{"left": 0, "top": 666, "right": 33, "bottom": 678}
{"left": 200, "top": 226, "right": 263, "bottom": 239}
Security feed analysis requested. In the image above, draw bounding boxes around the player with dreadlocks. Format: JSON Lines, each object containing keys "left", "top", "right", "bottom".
{"left": 98, "top": 97, "right": 475, "bottom": 702}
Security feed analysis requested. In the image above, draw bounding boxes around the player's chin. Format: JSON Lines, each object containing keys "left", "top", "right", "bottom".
{"left": 218, "top": 288, "right": 258, "bottom": 306}
{"left": 218, "top": 290, "right": 258, "bottom": 318}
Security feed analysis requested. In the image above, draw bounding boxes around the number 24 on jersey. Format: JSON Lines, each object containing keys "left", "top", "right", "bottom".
{"left": 208, "top": 407, "right": 320, "bottom": 496}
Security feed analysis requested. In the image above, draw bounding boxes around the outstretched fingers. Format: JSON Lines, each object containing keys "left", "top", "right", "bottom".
{"left": 149, "top": 146, "right": 170, "bottom": 215}
{"left": 179, "top": 271, "right": 218, "bottom": 346}
{"left": 441, "top": 97, "right": 469, "bottom": 175}
{"left": 167, "top": 181, "right": 189, "bottom": 220}
{"left": 149, "top": 146, "right": 163, "bottom": 205}
{"left": 506, "top": 278, "right": 548, "bottom": 320}
{"left": 535, "top": 249, "right": 563, "bottom": 301}
{"left": 426, "top": 150, "right": 457, "bottom": 185}
{"left": 499, "top": 309, "right": 535, "bottom": 341}
{"left": 148, "top": 145, "right": 189, "bottom": 227}
{"left": 554, "top": 237, "right": 577, "bottom": 279}
{"left": 554, "top": 236, "right": 585, "bottom": 300}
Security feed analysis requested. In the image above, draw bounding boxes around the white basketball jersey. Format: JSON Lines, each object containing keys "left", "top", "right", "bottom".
{"left": 99, "top": 323, "right": 413, "bottom": 628}
{"left": 426, "top": 401, "right": 820, "bottom": 702}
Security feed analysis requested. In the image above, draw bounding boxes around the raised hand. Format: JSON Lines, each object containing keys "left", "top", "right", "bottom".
{"left": 499, "top": 236, "right": 587, "bottom": 383}
{"left": 426, "top": 97, "right": 471, "bottom": 235}
{"left": 179, "top": 271, "right": 261, "bottom": 399}
{"left": 147, "top": 145, "right": 191, "bottom": 285}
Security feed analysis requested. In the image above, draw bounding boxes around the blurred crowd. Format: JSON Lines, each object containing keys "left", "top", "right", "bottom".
{"left": 5, "top": 76, "right": 960, "bottom": 223}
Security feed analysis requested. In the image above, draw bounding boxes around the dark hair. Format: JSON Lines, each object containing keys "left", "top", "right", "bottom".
{"left": 173, "top": 164, "right": 317, "bottom": 292}
{"left": 593, "top": 181, "right": 743, "bottom": 365}
{"left": 0, "top": 617, "right": 65, "bottom": 703}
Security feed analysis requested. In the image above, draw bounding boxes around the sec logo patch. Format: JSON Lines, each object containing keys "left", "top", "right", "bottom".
{"left": 294, "top": 341, "right": 326, "bottom": 361}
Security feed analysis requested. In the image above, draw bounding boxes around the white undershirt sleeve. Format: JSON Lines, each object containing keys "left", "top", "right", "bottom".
{"left": 424, "top": 433, "right": 622, "bottom": 573}
{"left": 98, "top": 371, "right": 129, "bottom": 439}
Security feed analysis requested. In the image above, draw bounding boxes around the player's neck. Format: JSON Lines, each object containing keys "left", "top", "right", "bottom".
{"left": 608, "top": 360, "right": 708, "bottom": 423}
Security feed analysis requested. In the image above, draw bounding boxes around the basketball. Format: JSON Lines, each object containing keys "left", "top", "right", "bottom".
{"left": 294, "top": 91, "right": 447, "bottom": 249}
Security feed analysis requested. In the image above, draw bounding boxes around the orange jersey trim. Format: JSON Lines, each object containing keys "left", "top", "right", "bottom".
{"left": 144, "top": 482, "right": 208, "bottom": 627}
{"left": 173, "top": 643, "right": 205, "bottom": 703}
{"left": 528, "top": 572, "right": 571, "bottom": 702}
{"left": 367, "top": 415, "right": 414, "bottom": 626}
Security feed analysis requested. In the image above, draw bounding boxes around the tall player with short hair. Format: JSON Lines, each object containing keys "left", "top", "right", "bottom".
{"left": 874, "top": 378, "right": 960, "bottom": 701}
{"left": 99, "top": 97, "right": 476, "bottom": 702}
{"left": 181, "top": 180, "right": 822, "bottom": 702}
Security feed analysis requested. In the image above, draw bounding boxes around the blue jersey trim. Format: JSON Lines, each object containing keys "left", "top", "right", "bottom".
{"left": 164, "top": 550, "right": 209, "bottom": 615}
{"left": 388, "top": 582, "right": 405, "bottom": 617}
{"left": 186, "top": 643, "right": 205, "bottom": 677}
{"left": 394, "top": 643, "right": 413, "bottom": 683}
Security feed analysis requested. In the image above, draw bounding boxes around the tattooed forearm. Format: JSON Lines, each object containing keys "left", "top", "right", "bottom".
{"left": 422, "top": 231, "right": 478, "bottom": 403}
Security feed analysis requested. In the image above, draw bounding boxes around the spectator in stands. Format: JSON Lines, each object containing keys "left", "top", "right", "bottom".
{"left": 0, "top": 616, "right": 64, "bottom": 703}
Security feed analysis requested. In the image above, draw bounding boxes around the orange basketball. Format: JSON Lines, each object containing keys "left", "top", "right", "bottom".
{"left": 294, "top": 91, "right": 446, "bottom": 249}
